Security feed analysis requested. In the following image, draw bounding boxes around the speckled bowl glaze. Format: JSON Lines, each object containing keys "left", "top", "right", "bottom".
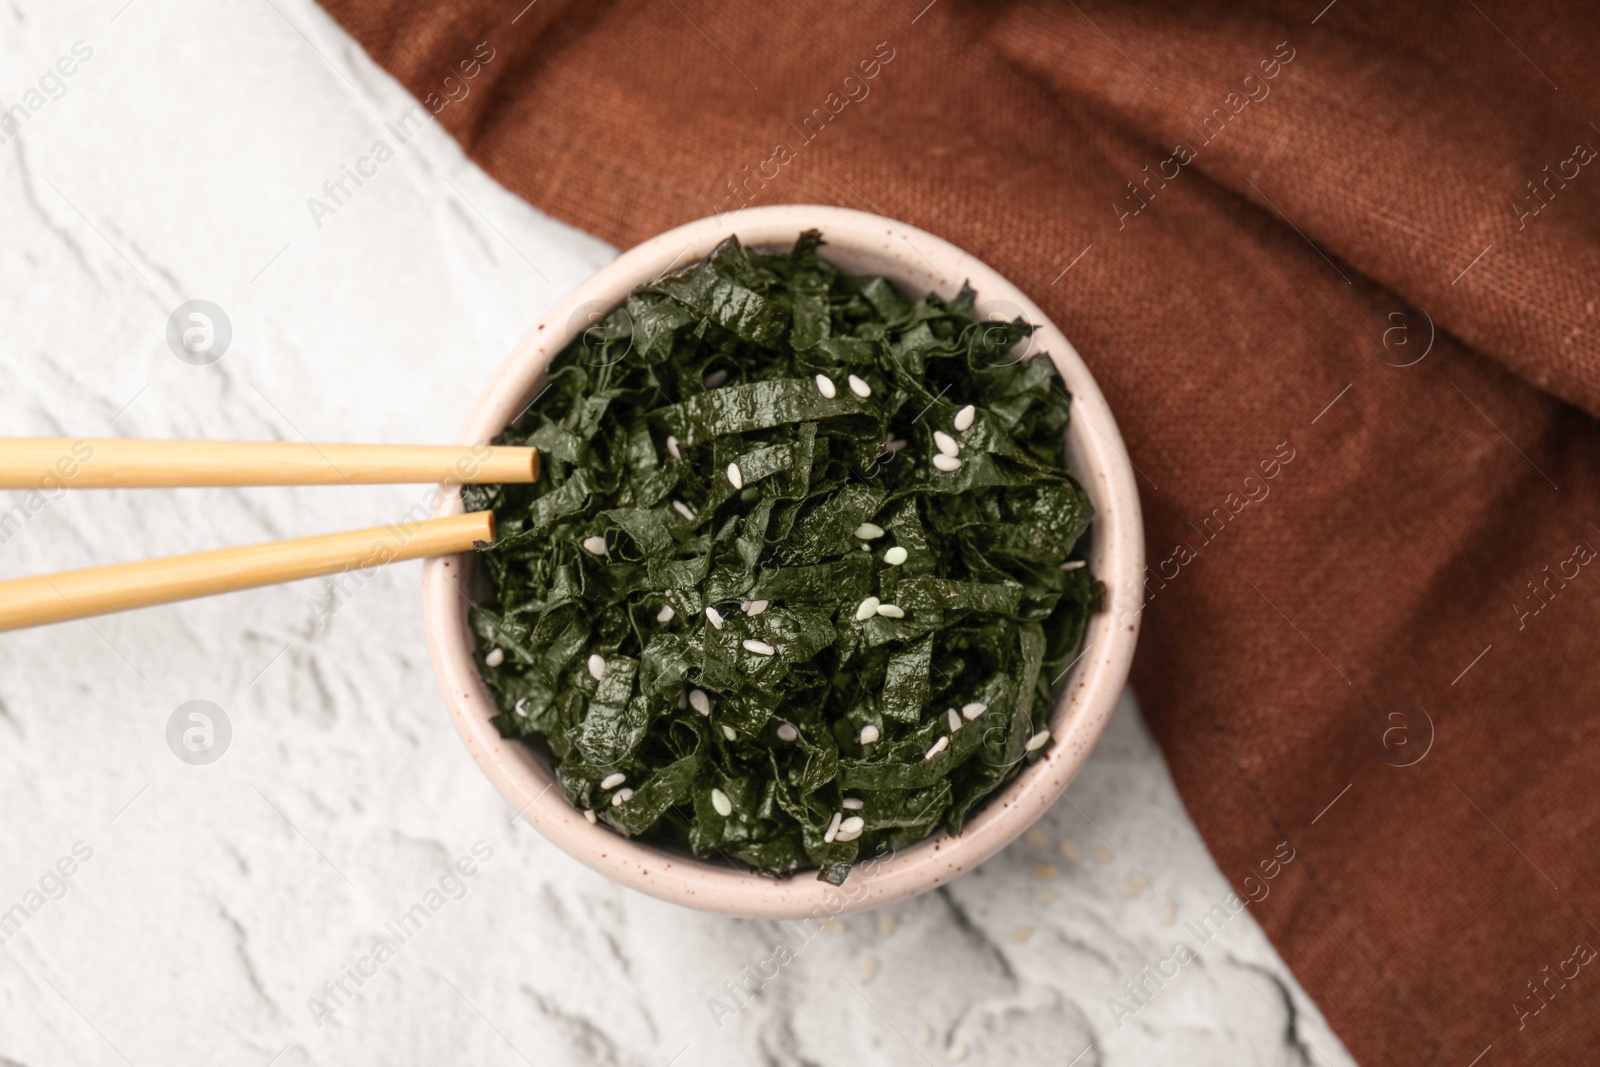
{"left": 423, "top": 204, "right": 1143, "bottom": 918}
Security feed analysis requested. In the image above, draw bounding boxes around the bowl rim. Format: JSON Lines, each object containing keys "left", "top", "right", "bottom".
{"left": 423, "top": 204, "right": 1144, "bottom": 918}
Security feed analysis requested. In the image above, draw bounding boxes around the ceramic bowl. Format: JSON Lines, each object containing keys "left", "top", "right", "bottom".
{"left": 423, "top": 204, "right": 1143, "bottom": 918}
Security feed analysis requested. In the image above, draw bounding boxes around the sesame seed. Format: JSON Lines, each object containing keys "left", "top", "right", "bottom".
{"left": 587, "top": 654, "right": 606, "bottom": 681}
{"left": 484, "top": 647, "right": 504, "bottom": 668}
{"left": 726, "top": 462, "right": 743, "bottom": 489}
{"left": 876, "top": 603, "right": 905, "bottom": 619}
{"left": 839, "top": 815, "right": 865, "bottom": 835}
{"left": 924, "top": 736, "right": 950, "bottom": 760}
{"left": 704, "top": 368, "right": 729, "bottom": 388}
{"left": 689, "top": 688, "right": 712, "bottom": 715}
{"left": 947, "top": 708, "right": 962, "bottom": 732}
{"left": 961, "top": 701, "right": 988, "bottom": 721}
{"left": 859, "top": 724, "right": 880, "bottom": 745}
{"left": 672, "top": 499, "right": 696, "bottom": 521}
{"left": 1061, "top": 560, "right": 1087, "bottom": 571}
{"left": 1025, "top": 729, "right": 1051, "bottom": 752}
{"left": 932, "top": 453, "right": 963, "bottom": 473}
{"left": 776, "top": 723, "right": 799, "bottom": 742}
{"left": 854, "top": 522, "right": 885, "bottom": 540}
{"left": 582, "top": 534, "right": 608, "bottom": 555}
{"left": 657, "top": 604, "right": 676, "bottom": 623}
{"left": 836, "top": 826, "right": 863, "bottom": 843}
{"left": 677, "top": 690, "right": 688, "bottom": 709}
{"left": 584, "top": 808, "right": 597, "bottom": 823}
{"left": 711, "top": 788, "right": 733, "bottom": 816}
{"left": 848, "top": 374, "right": 872, "bottom": 397}
{"left": 824, "top": 811, "right": 843, "bottom": 843}
{"left": 665, "top": 435, "right": 682, "bottom": 460}
{"left": 745, "top": 599, "right": 770, "bottom": 616}
{"left": 933, "top": 430, "right": 960, "bottom": 457}
{"left": 884, "top": 546, "right": 908, "bottom": 566}
{"left": 855, "top": 596, "right": 881, "bottom": 621}
{"left": 600, "top": 772, "right": 626, "bottom": 790}
{"left": 611, "top": 788, "right": 634, "bottom": 806}
{"left": 743, "top": 638, "right": 776, "bottom": 656}
{"left": 954, "top": 404, "right": 976, "bottom": 431}
{"left": 722, "top": 725, "right": 737, "bottom": 741}
{"left": 513, "top": 698, "right": 528, "bottom": 718}
{"left": 842, "top": 797, "right": 864, "bottom": 810}
{"left": 885, "top": 437, "right": 908, "bottom": 453}
{"left": 815, "top": 373, "right": 837, "bottom": 398}
{"left": 705, "top": 606, "right": 725, "bottom": 630}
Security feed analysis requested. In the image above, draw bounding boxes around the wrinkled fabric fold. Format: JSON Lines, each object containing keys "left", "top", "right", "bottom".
{"left": 314, "top": 1, "right": 1600, "bottom": 1062}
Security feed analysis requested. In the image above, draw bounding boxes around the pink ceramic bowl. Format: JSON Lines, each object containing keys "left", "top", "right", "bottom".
{"left": 423, "top": 205, "right": 1143, "bottom": 918}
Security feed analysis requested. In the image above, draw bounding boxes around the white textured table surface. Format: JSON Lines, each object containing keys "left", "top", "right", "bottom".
{"left": 0, "top": 4, "right": 1356, "bottom": 1065}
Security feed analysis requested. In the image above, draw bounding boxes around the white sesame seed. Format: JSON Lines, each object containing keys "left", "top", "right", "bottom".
{"left": 842, "top": 797, "right": 865, "bottom": 810}
{"left": 839, "top": 816, "right": 865, "bottom": 835}
{"left": 666, "top": 435, "right": 682, "bottom": 460}
{"left": 855, "top": 596, "right": 881, "bottom": 621}
{"left": 961, "top": 701, "right": 988, "bottom": 721}
{"left": 885, "top": 437, "right": 908, "bottom": 453}
{"left": 689, "top": 688, "right": 712, "bottom": 715}
{"left": 776, "top": 722, "right": 799, "bottom": 742}
{"left": 711, "top": 788, "right": 733, "bottom": 816}
{"left": 584, "top": 808, "right": 597, "bottom": 823}
{"left": 876, "top": 603, "right": 905, "bottom": 619}
{"left": 745, "top": 599, "right": 770, "bottom": 616}
{"left": 836, "top": 827, "right": 863, "bottom": 843}
{"left": 860, "top": 543, "right": 870, "bottom": 551}
{"left": 743, "top": 638, "right": 776, "bottom": 656}
{"left": 657, "top": 604, "right": 676, "bottom": 623}
{"left": 727, "top": 462, "right": 743, "bottom": 489}
{"left": 722, "top": 725, "right": 737, "bottom": 741}
{"left": 1025, "top": 729, "right": 1052, "bottom": 752}
{"left": 600, "top": 772, "right": 626, "bottom": 790}
{"left": 932, "top": 454, "right": 963, "bottom": 473}
{"left": 582, "top": 534, "right": 608, "bottom": 555}
{"left": 824, "top": 811, "right": 843, "bottom": 843}
{"left": 933, "top": 430, "right": 960, "bottom": 457}
{"left": 854, "top": 522, "right": 885, "bottom": 540}
{"left": 924, "top": 736, "right": 950, "bottom": 760}
{"left": 884, "top": 546, "right": 908, "bottom": 566}
{"left": 587, "top": 654, "right": 606, "bottom": 681}
{"left": 513, "top": 698, "right": 528, "bottom": 718}
{"left": 704, "top": 368, "right": 729, "bottom": 388}
{"left": 677, "top": 690, "right": 688, "bottom": 709}
{"left": 859, "top": 724, "right": 880, "bottom": 745}
{"left": 815, "top": 373, "right": 837, "bottom": 398}
{"left": 954, "top": 404, "right": 976, "bottom": 431}
{"left": 705, "top": 606, "right": 725, "bottom": 630}
{"left": 947, "top": 708, "right": 962, "bottom": 732}
{"left": 1061, "top": 560, "right": 1087, "bottom": 571}
{"left": 611, "top": 788, "right": 634, "bottom": 806}
{"left": 672, "top": 499, "right": 696, "bottom": 521}
{"left": 848, "top": 374, "right": 872, "bottom": 398}
{"left": 485, "top": 647, "right": 505, "bottom": 668}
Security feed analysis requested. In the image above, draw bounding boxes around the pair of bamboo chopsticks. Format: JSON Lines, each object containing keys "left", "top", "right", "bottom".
{"left": 0, "top": 438, "right": 539, "bottom": 633}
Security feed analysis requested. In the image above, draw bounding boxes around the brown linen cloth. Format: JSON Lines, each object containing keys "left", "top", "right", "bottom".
{"left": 316, "top": 0, "right": 1600, "bottom": 1061}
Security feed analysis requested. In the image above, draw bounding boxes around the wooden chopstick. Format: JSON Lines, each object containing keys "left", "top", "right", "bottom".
{"left": 0, "top": 438, "right": 538, "bottom": 488}
{"left": 0, "top": 511, "right": 493, "bottom": 632}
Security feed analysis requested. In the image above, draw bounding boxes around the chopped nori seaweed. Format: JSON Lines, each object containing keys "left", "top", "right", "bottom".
{"left": 464, "top": 232, "right": 1101, "bottom": 884}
